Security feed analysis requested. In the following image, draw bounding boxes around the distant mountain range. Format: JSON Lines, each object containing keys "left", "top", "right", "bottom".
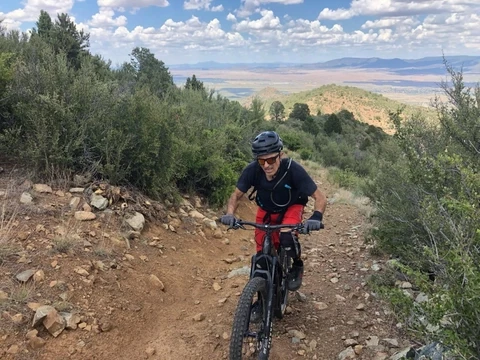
{"left": 169, "top": 56, "right": 480, "bottom": 75}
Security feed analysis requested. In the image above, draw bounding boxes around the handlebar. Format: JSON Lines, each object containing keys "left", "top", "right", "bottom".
{"left": 230, "top": 220, "right": 323, "bottom": 234}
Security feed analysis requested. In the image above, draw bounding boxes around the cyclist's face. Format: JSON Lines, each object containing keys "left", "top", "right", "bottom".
{"left": 257, "top": 152, "right": 281, "bottom": 177}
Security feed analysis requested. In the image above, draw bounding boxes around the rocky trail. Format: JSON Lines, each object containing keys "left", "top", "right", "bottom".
{"left": 0, "top": 164, "right": 416, "bottom": 360}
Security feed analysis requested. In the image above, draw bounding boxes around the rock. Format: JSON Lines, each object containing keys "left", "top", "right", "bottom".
{"left": 354, "top": 345, "right": 363, "bottom": 355}
{"left": 330, "top": 277, "right": 339, "bottom": 283}
{"left": 400, "top": 281, "right": 412, "bottom": 289}
{"left": 11, "top": 313, "right": 23, "bottom": 324}
{"left": 189, "top": 210, "right": 205, "bottom": 220}
{"left": 33, "top": 270, "right": 45, "bottom": 283}
{"left": 145, "top": 347, "right": 156, "bottom": 357}
{"left": 7, "top": 344, "right": 19, "bottom": 354}
{"left": 373, "top": 352, "right": 388, "bottom": 360}
{"left": 371, "top": 264, "right": 382, "bottom": 271}
{"left": 390, "top": 347, "right": 414, "bottom": 360}
{"left": 27, "top": 302, "right": 42, "bottom": 311}
{"left": 74, "top": 211, "right": 96, "bottom": 221}
{"left": 100, "top": 321, "right": 113, "bottom": 332}
{"left": 69, "top": 187, "right": 85, "bottom": 193}
{"left": 288, "top": 330, "right": 306, "bottom": 339}
{"left": 90, "top": 194, "right": 108, "bottom": 210}
{"left": 33, "top": 307, "right": 57, "bottom": 328}
{"left": 42, "top": 308, "right": 65, "bottom": 337}
{"left": 213, "top": 282, "right": 222, "bottom": 291}
{"left": 213, "top": 229, "right": 223, "bottom": 239}
{"left": 381, "top": 338, "right": 399, "bottom": 348}
{"left": 415, "top": 292, "right": 428, "bottom": 303}
{"left": 74, "top": 267, "right": 90, "bottom": 277}
{"left": 82, "top": 203, "right": 92, "bottom": 212}
{"left": 28, "top": 336, "right": 46, "bottom": 349}
{"left": 365, "top": 336, "right": 380, "bottom": 347}
{"left": 33, "top": 184, "right": 53, "bottom": 193}
{"left": 149, "top": 275, "right": 165, "bottom": 291}
{"left": 356, "top": 303, "right": 365, "bottom": 311}
{"left": 295, "top": 291, "right": 307, "bottom": 302}
{"left": 227, "top": 266, "right": 250, "bottom": 278}
{"left": 61, "top": 312, "right": 81, "bottom": 330}
{"left": 338, "top": 346, "right": 356, "bottom": 360}
{"left": 0, "top": 290, "right": 8, "bottom": 302}
{"left": 313, "top": 301, "right": 328, "bottom": 310}
{"left": 16, "top": 269, "right": 36, "bottom": 282}
{"left": 55, "top": 190, "right": 65, "bottom": 197}
{"left": 20, "top": 192, "right": 33, "bottom": 204}
{"left": 26, "top": 329, "right": 38, "bottom": 339}
{"left": 124, "top": 212, "right": 145, "bottom": 232}
{"left": 344, "top": 339, "right": 358, "bottom": 347}
{"left": 69, "top": 197, "right": 81, "bottom": 209}
{"left": 202, "top": 218, "right": 217, "bottom": 231}
{"left": 193, "top": 313, "right": 205, "bottom": 321}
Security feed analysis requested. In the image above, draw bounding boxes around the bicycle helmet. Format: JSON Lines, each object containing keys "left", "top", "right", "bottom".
{"left": 251, "top": 131, "right": 283, "bottom": 157}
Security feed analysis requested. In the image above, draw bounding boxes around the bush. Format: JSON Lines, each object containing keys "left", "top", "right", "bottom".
{"left": 366, "top": 66, "right": 480, "bottom": 358}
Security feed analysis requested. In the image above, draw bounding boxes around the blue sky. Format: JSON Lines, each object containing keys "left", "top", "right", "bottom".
{"left": 1, "top": 0, "right": 479, "bottom": 66}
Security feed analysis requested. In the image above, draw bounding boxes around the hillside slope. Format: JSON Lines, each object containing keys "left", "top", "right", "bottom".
{"left": 0, "top": 162, "right": 416, "bottom": 360}
{"left": 245, "top": 84, "right": 437, "bottom": 132}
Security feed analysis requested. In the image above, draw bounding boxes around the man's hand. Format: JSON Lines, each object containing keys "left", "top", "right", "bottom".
{"left": 220, "top": 214, "right": 237, "bottom": 227}
{"left": 305, "top": 211, "right": 323, "bottom": 232}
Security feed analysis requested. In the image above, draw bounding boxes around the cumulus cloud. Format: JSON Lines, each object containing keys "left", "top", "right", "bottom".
{"left": 236, "top": 0, "right": 303, "bottom": 18}
{"left": 226, "top": 13, "right": 237, "bottom": 22}
{"left": 87, "top": 7, "right": 127, "bottom": 28}
{"left": 183, "top": 0, "right": 224, "bottom": 11}
{"left": 0, "top": 0, "right": 74, "bottom": 23}
{"left": 98, "top": 0, "right": 169, "bottom": 10}
{"left": 318, "top": 0, "right": 480, "bottom": 20}
{"left": 234, "top": 10, "right": 281, "bottom": 31}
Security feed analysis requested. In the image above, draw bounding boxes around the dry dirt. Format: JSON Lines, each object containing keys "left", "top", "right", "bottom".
{"left": 0, "top": 163, "right": 410, "bottom": 360}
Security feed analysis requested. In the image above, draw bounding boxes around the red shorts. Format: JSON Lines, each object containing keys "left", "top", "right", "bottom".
{"left": 254, "top": 204, "right": 304, "bottom": 252}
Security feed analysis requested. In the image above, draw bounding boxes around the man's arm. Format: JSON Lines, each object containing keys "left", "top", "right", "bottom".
{"left": 311, "top": 188, "right": 327, "bottom": 215}
{"left": 226, "top": 187, "right": 245, "bottom": 215}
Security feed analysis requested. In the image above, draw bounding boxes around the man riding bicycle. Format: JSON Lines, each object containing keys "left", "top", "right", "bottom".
{"left": 221, "top": 130, "right": 327, "bottom": 291}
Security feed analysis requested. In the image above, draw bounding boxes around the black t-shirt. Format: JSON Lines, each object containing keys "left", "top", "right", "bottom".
{"left": 236, "top": 158, "right": 317, "bottom": 213}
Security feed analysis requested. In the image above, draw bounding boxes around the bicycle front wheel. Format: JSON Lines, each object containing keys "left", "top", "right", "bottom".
{"left": 229, "top": 276, "right": 270, "bottom": 360}
{"left": 274, "top": 248, "right": 291, "bottom": 319}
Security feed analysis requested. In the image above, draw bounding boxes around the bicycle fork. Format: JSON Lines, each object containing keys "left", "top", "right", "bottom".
{"left": 250, "top": 254, "right": 279, "bottom": 359}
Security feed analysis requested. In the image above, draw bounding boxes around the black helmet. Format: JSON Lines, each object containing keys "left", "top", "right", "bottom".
{"left": 251, "top": 131, "right": 283, "bottom": 157}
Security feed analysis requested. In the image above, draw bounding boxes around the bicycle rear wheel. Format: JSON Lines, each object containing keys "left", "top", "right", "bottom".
{"left": 229, "top": 277, "right": 270, "bottom": 360}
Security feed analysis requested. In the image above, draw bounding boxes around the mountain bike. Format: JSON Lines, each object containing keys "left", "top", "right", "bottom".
{"left": 228, "top": 220, "right": 317, "bottom": 360}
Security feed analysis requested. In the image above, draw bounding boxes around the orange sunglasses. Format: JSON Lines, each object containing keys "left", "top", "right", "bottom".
{"left": 257, "top": 154, "right": 280, "bottom": 166}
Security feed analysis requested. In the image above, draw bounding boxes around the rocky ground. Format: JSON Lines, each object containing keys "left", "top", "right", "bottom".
{"left": 0, "top": 164, "right": 418, "bottom": 360}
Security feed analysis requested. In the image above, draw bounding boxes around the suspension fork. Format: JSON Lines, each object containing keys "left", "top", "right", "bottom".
{"left": 260, "top": 256, "right": 278, "bottom": 356}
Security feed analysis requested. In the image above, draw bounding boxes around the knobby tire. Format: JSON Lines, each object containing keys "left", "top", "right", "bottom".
{"left": 229, "top": 277, "right": 269, "bottom": 360}
{"left": 274, "top": 249, "right": 290, "bottom": 319}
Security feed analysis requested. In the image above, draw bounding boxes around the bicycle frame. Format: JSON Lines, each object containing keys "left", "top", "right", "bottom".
{"left": 232, "top": 221, "right": 305, "bottom": 357}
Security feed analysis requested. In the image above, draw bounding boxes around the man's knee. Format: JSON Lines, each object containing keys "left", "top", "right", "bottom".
{"left": 279, "top": 232, "right": 300, "bottom": 258}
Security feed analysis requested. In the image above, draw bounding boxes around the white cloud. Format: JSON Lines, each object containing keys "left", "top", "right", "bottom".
{"left": 226, "top": 13, "right": 237, "bottom": 22}
{"left": 234, "top": 10, "right": 281, "bottom": 31}
{"left": 87, "top": 8, "right": 127, "bottom": 28}
{"left": 0, "top": 0, "right": 74, "bottom": 24}
{"left": 361, "top": 17, "right": 418, "bottom": 29}
{"left": 98, "top": 0, "right": 169, "bottom": 10}
{"left": 237, "top": 0, "right": 303, "bottom": 18}
{"left": 318, "top": 0, "right": 480, "bottom": 20}
{"left": 211, "top": 5, "right": 224, "bottom": 12}
{"left": 183, "top": 0, "right": 224, "bottom": 12}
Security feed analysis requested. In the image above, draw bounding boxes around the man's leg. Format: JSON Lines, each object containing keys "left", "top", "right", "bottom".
{"left": 280, "top": 205, "right": 305, "bottom": 291}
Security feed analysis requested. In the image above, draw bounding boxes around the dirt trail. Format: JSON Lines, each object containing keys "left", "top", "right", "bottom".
{"left": 0, "top": 167, "right": 408, "bottom": 360}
